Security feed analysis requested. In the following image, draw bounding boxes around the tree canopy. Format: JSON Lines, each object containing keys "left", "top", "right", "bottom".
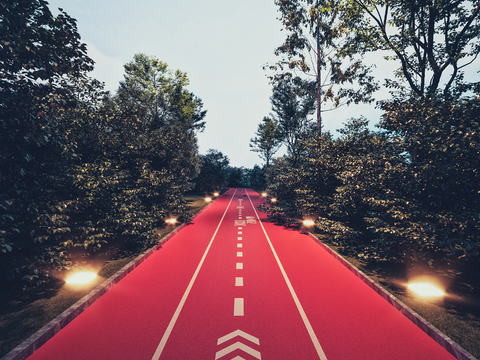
{"left": 249, "top": 116, "right": 282, "bottom": 168}
{"left": 0, "top": 2, "right": 207, "bottom": 287}
{"left": 266, "top": 0, "right": 379, "bottom": 133}
{"left": 337, "top": 0, "right": 480, "bottom": 97}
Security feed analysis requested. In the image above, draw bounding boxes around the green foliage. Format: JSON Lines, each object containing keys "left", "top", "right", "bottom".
{"left": 249, "top": 117, "right": 282, "bottom": 168}
{"left": 117, "top": 53, "right": 206, "bottom": 132}
{"left": 266, "top": 0, "right": 379, "bottom": 134}
{"left": 0, "top": 8, "right": 206, "bottom": 288}
{"left": 337, "top": 0, "right": 480, "bottom": 97}
{"left": 194, "top": 149, "right": 230, "bottom": 192}
{"left": 270, "top": 78, "right": 317, "bottom": 164}
{"left": 263, "top": 101, "right": 480, "bottom": 265}
{"left": 0, "top": 0, "right": 94, "bottom": 286}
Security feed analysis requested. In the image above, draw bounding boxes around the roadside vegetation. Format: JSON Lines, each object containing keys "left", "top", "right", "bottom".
{"left": 0, "top": 0, "right": 209, "bottom": 289}
{"left": 253, "top": 0, "right": 480, "bottom": 271}
{"left": 0, "top": 192, "right": 213, "bottom": 358}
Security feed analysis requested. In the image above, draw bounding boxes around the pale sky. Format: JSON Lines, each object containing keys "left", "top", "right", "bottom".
{"left": 46, "top": 0, "right": 478, "bottom": 168}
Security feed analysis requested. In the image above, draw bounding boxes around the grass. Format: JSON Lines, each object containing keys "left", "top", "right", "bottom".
{"left": 0, "top": 192, "right": 213, "bottom": 359}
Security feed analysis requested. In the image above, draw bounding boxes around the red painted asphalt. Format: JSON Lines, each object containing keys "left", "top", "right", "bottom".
{"left": 26, "top": 188, "right": 457, "bottom": 359}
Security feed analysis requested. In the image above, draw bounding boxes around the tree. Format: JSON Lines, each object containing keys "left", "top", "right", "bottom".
{"left": 0, "top": 0, "right": 94, "bottom": 284}
{"left": 249, "top": 117, "right": 282, "bottom": 168}
{"left": 265, "top": 0, "right": 379, "bottom": 133}
{"left": 194, "top": 149, "right": 230, "bottom": 192}
{"left": 270, "top": 78, "right": 316, "bottom": 164}
{"left": 117, "top": 53, "right": 206, "bottom": 132}
{"left": 338, "top": 0, "right": 480, "bottom": 98}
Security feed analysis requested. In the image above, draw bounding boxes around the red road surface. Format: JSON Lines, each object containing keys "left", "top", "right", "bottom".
{"left": 26, "top": 188, "right": 457, "bottom": 360}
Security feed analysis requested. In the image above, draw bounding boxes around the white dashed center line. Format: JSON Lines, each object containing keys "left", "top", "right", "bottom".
{"left": 234, "top": 298, "right": 244, "bottom": 316}
{"left": 236, "top": 262, "right": 243, "bottom": 269}
{"left": 237, "top": 252, "right": 243, "bottom": 257}
{"left": 235, "top": 277, "right": 244, "bottom": 286}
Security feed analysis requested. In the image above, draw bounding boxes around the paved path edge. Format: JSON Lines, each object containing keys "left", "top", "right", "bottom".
{"left": 306, "top": 231, "right": 477, "bottom": 360}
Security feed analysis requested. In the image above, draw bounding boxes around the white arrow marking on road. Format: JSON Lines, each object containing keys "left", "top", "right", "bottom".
{"left": 231, "top": 357, "right": 246, "bottom": 360}
{"left": 215, "top": 342, "right": 261, "bottom": 360}
{"left": 234, "top": 220, "right": 246, "bottom": 226}
{"left": 217, "top": 330, "right": 260, "bottom": 345}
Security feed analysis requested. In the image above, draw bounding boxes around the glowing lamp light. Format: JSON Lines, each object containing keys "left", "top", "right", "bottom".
{"left": 407, "top": 282, "right": 445, "bottom": 297}
{"left": 205, "top": 197, "right": 212, "bottom": 202}
{"left": 214, "top": 192, "right": 220, "bottom": 197}
{"left": 66, "top": 272, "right": 97, "bottom": 285}
{"left": 261, "top": 192, "right": 267, "bottom": 197}
{"left": 271, "top": 198, "right": 277, "bottom": 203}
{"left": 303, "top": 219, "right": 315, "bottom": 227}
{"left": 165, "top": 218, "right": 177, "bottom": 225}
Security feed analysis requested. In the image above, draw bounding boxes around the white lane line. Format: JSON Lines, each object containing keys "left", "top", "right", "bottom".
{"left": 246, "top": 190, "right": 328, "bottom": 360}
{"left": 234, "top": 298, "right": 244, "bottom": 316}
{"left": 235, "top": 277, "right": 244, "bottom": 286}
{"left": 238, "top": 231, "right": 242, "bottom": 234}
{"left": 237, "top": 243, "right": 243, "bottom": 248}
{"left": 236, "top": 263, "right": 243, "bottom": 269}
{"left": 238, "top": 237, "right": 242, "bottom": 240}
{"left": 151, "top": 189, "right": 237, "bottom": 360}
{"left": 238, "top": 227, "right": 242, "bottom": 230}
{"left": 237, "top": 252, "right": 243, "bottom": 257}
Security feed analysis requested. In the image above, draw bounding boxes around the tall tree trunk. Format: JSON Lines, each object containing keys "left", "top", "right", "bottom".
{"left": 316, "top": 11, "right": 322, "bottom": 135}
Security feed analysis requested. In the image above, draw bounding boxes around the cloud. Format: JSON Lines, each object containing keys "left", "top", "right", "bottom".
{"left": 85, "top": 41, "right": 124, "bottom": 93}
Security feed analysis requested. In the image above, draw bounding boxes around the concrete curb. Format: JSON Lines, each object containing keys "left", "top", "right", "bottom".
{"left": 1, "top": 196, "right": 218, "bottom": 360}
{"left": 306, "top": 231, "right": 477, "bottom": 360}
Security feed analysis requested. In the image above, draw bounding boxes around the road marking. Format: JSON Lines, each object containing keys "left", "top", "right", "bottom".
{"left": 237, "top": 243, "right": 243, "bottom": 248}
{"left": 246, "top": 190, "right": 328, "bottom": 360}
{"left": 238, "top": 237, "right": 242, "bottom": 240}
{"left": 217, "top": 329, "right": 260, "bottom": 346}
{"left": 235, "top": 220, "right": 246, "bottom": 226}
{"left": 216, "top": 330, "right": 260, "bottom": 360}
{"left": 238, "top": 227, "right": 242, "bottom": 230}
{"left": 237, "top": 252, "right": 243, "bottom": 257}
{"left": 150, "top": 190, "right": 237, "bottom": 360}
{"left": 238, "top": 231, "right": 242, "bottom": 234}
{"left": 234, "top": 298, "right": 244, "bottom": 316}
{"left": 215, "top": 342, "right": 260, "bottom": 360}
{"left": 236, "top": 262, "right": 243, "bottom": 269}
{"left": 235, "top": 277, "right": 244, "bottom": 286}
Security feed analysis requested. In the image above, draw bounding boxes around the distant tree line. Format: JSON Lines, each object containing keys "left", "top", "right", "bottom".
{"left": 251, "top": 0, "right": 480, "bottom": 266}
{"left": 0, "top": 1, "right": 209, "bottom": 287}
{"left": 194, "top": 149, "right": 266, "bottom": 192}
